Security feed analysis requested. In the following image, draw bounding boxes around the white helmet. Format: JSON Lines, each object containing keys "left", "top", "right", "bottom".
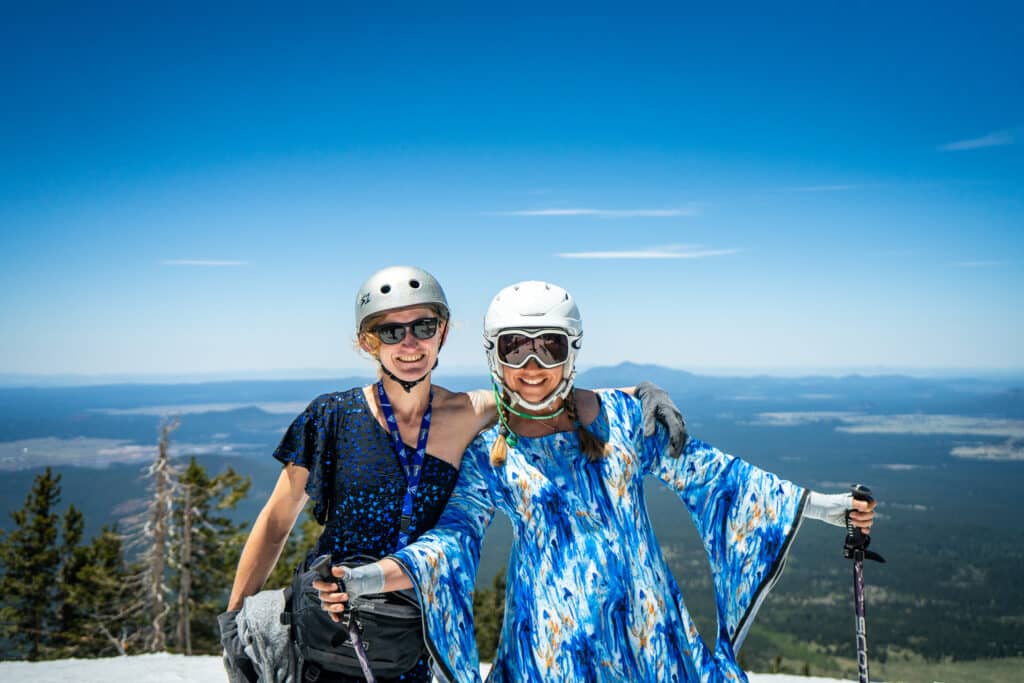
{"left": 355, "top": 265, "right": 449, "bottom": 333}
{"left": 484, "top": 281, "right": 582, "bottom": 410}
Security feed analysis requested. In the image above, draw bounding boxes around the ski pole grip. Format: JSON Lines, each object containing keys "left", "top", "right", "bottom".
{"left": 850, "top": 483, "right": 874, "bottom": 504}
{"left": 311, "top": 554, "right": 346, "bottom": 593}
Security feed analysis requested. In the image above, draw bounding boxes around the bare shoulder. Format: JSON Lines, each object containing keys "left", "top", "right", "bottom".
{"left": 432, "top": 386, "right": 496, "bottom": 429}
{"left": 430, "top": 385, "right": 474, "bottom": 414}
{"left": 422, "top": 386, "right": 496, "bottom": 464}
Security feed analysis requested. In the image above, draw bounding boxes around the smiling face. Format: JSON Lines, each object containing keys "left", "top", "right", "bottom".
{"left": 500, "top": 359, "right": 565, "bottom": 411}
{"left": 360, "top": 305, "right": 447, "bottom": 380}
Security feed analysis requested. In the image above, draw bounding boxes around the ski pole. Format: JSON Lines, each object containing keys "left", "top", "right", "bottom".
{"left": 844, "top": 484, "right": 885, "bottom": 683}
{"left": 313, "top": 556, "right": 377, "bottom": 683}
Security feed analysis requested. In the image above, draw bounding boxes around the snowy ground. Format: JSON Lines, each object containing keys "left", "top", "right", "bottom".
{"left": 0, "top": 653, "right": 845, "bottom": 682}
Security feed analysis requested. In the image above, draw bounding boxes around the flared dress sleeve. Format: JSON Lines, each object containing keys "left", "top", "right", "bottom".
{"left": 623, "top": 392, "right": 807, "bottom": 654}
{"left": 272, "top": 393, "right": 342, "bottom": 525}
{"left": 389, "top": 441, "right": 497, "bottom": 683}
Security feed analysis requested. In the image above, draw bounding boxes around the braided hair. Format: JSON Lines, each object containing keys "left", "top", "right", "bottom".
{"left": 490, "top": 388, "right": 608, "bottom": 467}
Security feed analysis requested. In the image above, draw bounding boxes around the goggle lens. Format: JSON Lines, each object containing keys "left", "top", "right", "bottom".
{"left": 372, "top": 317, "right": 440, "bottom": 345}
{"left": 496, "top": 332, "right": 570, "bottom": 368}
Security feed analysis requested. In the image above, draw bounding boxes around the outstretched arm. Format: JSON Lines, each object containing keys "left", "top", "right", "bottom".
{"left": 227, "top": 464, "right": 309, "bottom": 610}
{"left": 804, "top": 490, "right": 876, "bottom": 534}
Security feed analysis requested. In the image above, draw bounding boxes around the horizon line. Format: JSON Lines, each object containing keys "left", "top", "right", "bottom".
{"left": 2, "top": 363, "right": 1022, "bottom": 388}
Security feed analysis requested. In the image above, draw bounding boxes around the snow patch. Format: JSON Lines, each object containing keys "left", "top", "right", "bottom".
{"left": 0, "top": 654, "right": 847, "bottom": 682}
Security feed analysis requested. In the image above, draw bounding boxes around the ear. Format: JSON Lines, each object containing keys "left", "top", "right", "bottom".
{"left": 358, "top": 333, "right": 379, "bottom": 358}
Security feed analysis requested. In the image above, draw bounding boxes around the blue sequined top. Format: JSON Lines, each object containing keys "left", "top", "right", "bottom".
{"left": 272, "top": 388, "right": 460, "bottom": 683}
{"left": 272, "top": 387, "right": 460, "bottom": 564}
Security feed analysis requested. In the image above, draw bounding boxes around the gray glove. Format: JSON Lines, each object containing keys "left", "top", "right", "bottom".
{"left": 636, "top": 381, "right": 688, "bottom": 458}
{"left": 339, "top": 562, "right": 386, "bottom": 601}
{"left": 804, "top": 491, "right": 855, "bottom": 527}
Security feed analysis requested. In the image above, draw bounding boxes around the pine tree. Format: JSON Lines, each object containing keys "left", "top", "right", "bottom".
{"left": 59, "top": 525, "right": 135, "bottom": 657}
{"left": 472, "top": 567, "right": 507, "bottom": 661}
{"left": 0, "top": 468, "right": 63, "bottom": 660}
{"left": 51, "top": 504, "right": 85, "bottom": 657}
{"left": 170, "top": 457, "right": 251, "bottom": 654}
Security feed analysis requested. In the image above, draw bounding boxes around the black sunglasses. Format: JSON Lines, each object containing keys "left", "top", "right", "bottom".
{"left": 371, "top": 317, "right": 440, "bottom": 345}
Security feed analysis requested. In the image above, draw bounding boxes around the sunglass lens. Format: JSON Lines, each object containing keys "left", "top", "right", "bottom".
{"left": 498, "top": 334, "right": 534, "bottom": 366}
{"left": 411, "top": 318, "right": 439, "bottom": 340}
{"left": 375, "top": 324, "right": 406, "bottom": 345}
{"left": 373, "top": 318, "right": 439, "bottom": 345}
{"left": 531, "top": 333, "right": 568, "bottom": 365}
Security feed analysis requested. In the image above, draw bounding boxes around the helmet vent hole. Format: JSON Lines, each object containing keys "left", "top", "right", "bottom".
{"left": 409, "top": 279, "right": 420, "bottom": 289}
{"left": 380, "top": 285, "right": 391, "bottom": 294}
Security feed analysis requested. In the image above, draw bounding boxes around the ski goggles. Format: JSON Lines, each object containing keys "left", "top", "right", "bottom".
{"left": 371, "top": 317, "right": 440, "bottom": 345}
{"left": 496, "top": 330, "right": 571, "bottom": 368}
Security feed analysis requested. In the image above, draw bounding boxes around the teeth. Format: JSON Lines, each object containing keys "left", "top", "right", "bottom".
{"left": 521, "top": 378, "right": 545, "bottom": 385}
{"left": 397, "top": 354, "right": 425, "bottom": 362}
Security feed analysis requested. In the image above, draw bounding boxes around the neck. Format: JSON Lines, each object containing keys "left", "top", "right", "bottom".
{"left": 379, "top": 375, "right": 431, "bottom": 419}
{"left": 504, "top": 397, "right": 571, "bottom": 436}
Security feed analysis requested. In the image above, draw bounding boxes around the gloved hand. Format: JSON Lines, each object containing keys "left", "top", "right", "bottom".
{"left": 340, "top": 562, "right": 386, "bottom": 600}
{"left": 313, "top": 561, "right": 386, "bottom": 619}
{"left": 635, "top": 381, "right": 688, "bottom": 457}
{"left": 805, "top": 491, "right": 876, "bottom": 533}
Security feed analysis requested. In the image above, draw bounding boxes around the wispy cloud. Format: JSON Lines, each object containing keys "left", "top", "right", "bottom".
{"left": 161, "top": 259, "right": 248, "bottom": 267}
{"left": 557, "top": 244, "right": 738, "bottom": 260}
{"left": 954, "top": 260, "right": 1006, "bottom": 268}
{"left": 494, "top": 207, "right": 697, "bottom": 218}
{"left": 779, "top": 184, "right": 862, "bottom": 193}
{"left": 938, "top": 128, "right": 1016, "bottom": 151}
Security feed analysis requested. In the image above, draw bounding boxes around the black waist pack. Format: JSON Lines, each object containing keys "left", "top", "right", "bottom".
{"left": 283, "top": 554, "right": 425, "bottom": 678}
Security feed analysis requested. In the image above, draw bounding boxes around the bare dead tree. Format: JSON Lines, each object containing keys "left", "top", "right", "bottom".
{"left": 121, "top": 417, "right": 180, "bottom": 653}
{"left": 147, "top": 417, "right": 178, "bottom": 652}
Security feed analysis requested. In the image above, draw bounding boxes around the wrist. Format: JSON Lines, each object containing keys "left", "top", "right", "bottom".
{"left": 343, "top": 562, "right": 386, "bottom": 599}
{"left": 804, "top": 491, "right": 853, "bottom": 527}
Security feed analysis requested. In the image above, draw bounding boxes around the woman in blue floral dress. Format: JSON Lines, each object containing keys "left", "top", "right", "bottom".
{"left": 320, "top": 281, "right": 877, "bottom": 683}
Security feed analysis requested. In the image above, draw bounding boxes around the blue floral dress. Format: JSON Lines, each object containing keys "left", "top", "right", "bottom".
{"left": 273, "top": 387, "right": 460, "bottom": 683}
{"left": 391, "top": 390, "right": 807, "bottom": 683}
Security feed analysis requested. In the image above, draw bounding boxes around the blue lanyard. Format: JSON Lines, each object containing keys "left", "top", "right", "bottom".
{"left": 375, "top": 380, "right": 432, "bottom": 549}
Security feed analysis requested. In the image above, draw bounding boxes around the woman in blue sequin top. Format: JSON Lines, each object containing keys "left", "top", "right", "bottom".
{"left": 224, "top": 266, "right": 498, "bottom": 683}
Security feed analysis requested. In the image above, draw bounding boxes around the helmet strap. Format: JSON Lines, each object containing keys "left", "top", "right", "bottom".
{"left": 491, "top": 382, "right": 566, "bottom": 421}
{"left": 379, "top": 358, "right": 437, "bottom": 393}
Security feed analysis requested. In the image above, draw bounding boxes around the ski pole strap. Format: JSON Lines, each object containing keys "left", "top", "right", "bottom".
{"left": 348, "top": 621, "right": 376, "bottom": 683}
{"left": 376, "top": 380, "right": 432, "bottom": 550}
{"left": 843, "top": 484, "right": 885, "bottom": 563}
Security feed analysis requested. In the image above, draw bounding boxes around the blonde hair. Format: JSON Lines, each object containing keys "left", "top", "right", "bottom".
{"left": 490, "top": 388, "right": 609, "bottom": 467}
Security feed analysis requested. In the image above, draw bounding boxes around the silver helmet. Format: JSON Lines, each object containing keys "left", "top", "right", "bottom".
{"left": 355, "top": 265, "right": 449, "bottom": 333}
{"left": 483, "top": 281, "right": 582, "bottom": 410}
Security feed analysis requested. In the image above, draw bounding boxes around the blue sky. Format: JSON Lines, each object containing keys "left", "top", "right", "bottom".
{"left": 1, "top": 3, "right": 1021, "bottom": 379}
